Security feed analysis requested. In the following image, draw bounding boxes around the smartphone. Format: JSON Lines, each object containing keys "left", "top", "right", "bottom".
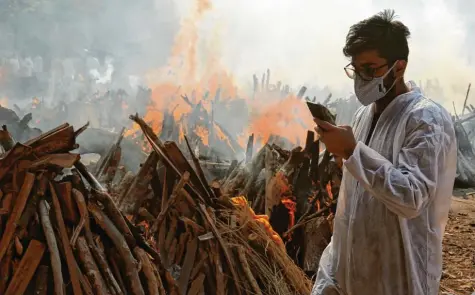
{"left": 306, "top": 101, "right": 329, "bottom": 122}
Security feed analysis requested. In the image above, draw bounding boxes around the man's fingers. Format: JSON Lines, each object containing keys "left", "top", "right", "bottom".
{"left": 313, "top": 118, "right": 336, "bottom": 131}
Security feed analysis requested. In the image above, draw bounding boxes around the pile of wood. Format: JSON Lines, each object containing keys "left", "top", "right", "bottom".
{"left": 0, "top": 116, "right": 312, "bottom": 294}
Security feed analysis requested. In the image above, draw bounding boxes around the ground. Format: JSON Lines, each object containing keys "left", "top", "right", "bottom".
{"left": 440, "top": 194, "right": 475, "bottom": 295}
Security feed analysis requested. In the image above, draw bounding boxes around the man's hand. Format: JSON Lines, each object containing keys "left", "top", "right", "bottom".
{"left": 314, "top": 118, "right": 357, "bottom": 160}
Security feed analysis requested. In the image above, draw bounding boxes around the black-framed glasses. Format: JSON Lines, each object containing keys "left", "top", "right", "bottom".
{"left": 344, "top": 63, "right": 388, "bottom": 81}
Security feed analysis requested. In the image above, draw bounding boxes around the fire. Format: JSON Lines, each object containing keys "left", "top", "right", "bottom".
{"left": 127, "top": 0, "right": 316, "bottom": 153}
{"left": 281, "top": 197, "right": 296, "bottom": 239}
{"left": 32, "top": 97, "right": 40, "bottom": 109}
{"left": 326, "top": 182, "right": 333, "bottom": 200}
{"left": 247, "top": 95, "right": 315, "bottom": 146}
{"left": 231, "top": 196, "right": 284, "bottom": 248}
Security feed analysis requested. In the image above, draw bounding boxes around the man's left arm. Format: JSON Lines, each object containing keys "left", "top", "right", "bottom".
{"left": 344, "top": 115, "right": 452, "bottom": 219}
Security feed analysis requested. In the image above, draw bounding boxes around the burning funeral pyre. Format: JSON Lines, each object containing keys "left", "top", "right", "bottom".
{"left": 0, "top": 99, "right": 343, "bottom": 294}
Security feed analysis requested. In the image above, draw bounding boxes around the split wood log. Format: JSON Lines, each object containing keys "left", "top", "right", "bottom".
{"left": 151, "top": 172, "right": 189, "bottom": 238}
{"left": 0, "top": 172, "right": 35, "bottom": 263}
{"left": 134, "top": 247, "right": 163, "bottom": 295}
{"left": 245, "top": 134, "right": 255, "bottom": 163}
{"left": 49, "top": 182, "right": 83, "bottom": 295}
{"left": 0, "top": 125, "right": 15, "bottom": 152}
{"left": 236, "top": 246, "right": 262, "bottom": 295}
{"left": 184, "top": 136, "right": 215, "bottom": 199}
{"left": 4, "top": 239, "right": 45, "bottom": 295}
{"left": 76, "top": 236, "right": 109, "bottom": 295}
{"left": 107, "top": 249, "right": 128, "bottom": 295}
{"left": 177, "top": 237, "right": 199, "bottom": 295}
{"left": 0, "top": 244, "right": 13, "bottom": 293}
{"left": 89, "top": 202, "right": 145, "bottom": 295}
{"left": 57, "top": 181, "right": 79, "bottom": 223}
{"left": 130, "top": 114, "right": 206, "bottom": 204}
{"left": 76, "top": 161, "right": 137, "bottom": 250}
{"left": 34, "top": 265, "right": 49, "bottom": 295}
{"left": 187, "top": 273, "right": 205, "bottom": 295}
{"left": 198, "top": 204, "right": 242, "bottom": 295}
{"left": 38, "top": 199, "right": 64, "bottom": 295}
{"left": 119, "top": 151, "right": 159, "bottom": 215}
{"left": 70, "top": 188, "right": 88, "bottom": 247}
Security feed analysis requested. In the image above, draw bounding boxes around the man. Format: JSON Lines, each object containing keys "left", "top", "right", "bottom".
{"left": 312, "top": 10, "right": 457, "bottom": 295}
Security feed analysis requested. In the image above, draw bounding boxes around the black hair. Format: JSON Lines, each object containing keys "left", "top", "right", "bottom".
{"left": 343, "top": 9, "right": 411, "bottom": 62}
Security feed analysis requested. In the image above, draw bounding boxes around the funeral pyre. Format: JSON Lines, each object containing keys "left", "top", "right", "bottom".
{"left": 0, "top": 99, "right": 343, "bottom": 294}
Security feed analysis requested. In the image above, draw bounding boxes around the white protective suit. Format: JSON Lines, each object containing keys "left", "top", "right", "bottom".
{"left": 312, "top": 81, "right": 457, "bottom": 295}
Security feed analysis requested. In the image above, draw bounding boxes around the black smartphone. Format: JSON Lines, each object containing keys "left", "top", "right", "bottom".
{"left": 306, "top": 101, "right": 328, "bottom": 122}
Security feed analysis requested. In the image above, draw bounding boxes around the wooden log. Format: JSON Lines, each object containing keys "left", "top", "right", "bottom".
{"left": 38, "top": 199, "right": 64, "bottom": 295}
{"left": 115, "top": 171, "right": 135, "bottom": 196}
{"left": 49, "top": 182, "right": 83, "bottom": 295}
{"left": 198, "top": 204, "right": 241, "bottom": 295}
{"left": 29, "top": 125, "right": 76, "bottom": 156}
{"left": 57, "top": 181, "right": 79, "bottom": 224}
{"left": 150, "top": 263, "right": 167, "bottom": 295}
{"left": 152, "top": 172, "right": 189, "bottom": 240}
{"left": 70, "top": 188, "right": 88, "bottom": 247}
{"left": 0, "top": 143, "right": 31, "bottom": 181}
{"left": 184, "top": 136, "right": 215, "bottom": 199}
{"left": 187, "top": 273, "right": 205, "bottom": 295}
{"left": 245, "top": 134, "right": 255, "bottom": 163}
{"left": 89, "top": 233, "right": 123, "bottom": 295}
{"left": 34, "top": 265, "right": 49, "bottom": 295}
{"left": 177, "top": 237, "right": 198, "bottom": 295}
{"left": 76, "top": 236, "right": 109, "bottom": 295}
{"left": 5, "top": 239, "right": 45, "bottom": 295}
{"left": 89, "top": 203, "right": 145, "bottom": 295}
{"left": 107, "top": 249, "right": 127, "bottom": 295}
{"left": 0, "top": 172, "right": 35, "bottom": 263}
{"left": 134, "top": 247, "right": 161, "bottom": 295}
{"left": 0, "top": 244, "right": 13, "bottom": 293}
{"left": 95, "top": 127, "right": 125, "bottom": 177}
{"left": 236, "top": 246, "right": 262, "bottom": 295}
{"left": 118, "top": 152, "right": 158, "bottom": 215}
{"left": 0, "top": 125, "right": 15, "bottom": 152}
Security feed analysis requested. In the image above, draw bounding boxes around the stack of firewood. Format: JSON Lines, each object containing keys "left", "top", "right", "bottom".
{"left": 0, "top": 116, "right": 312, "bottom": 294}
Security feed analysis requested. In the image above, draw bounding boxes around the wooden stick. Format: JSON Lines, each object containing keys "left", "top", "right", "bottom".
{"left": 198, "top": 204, "right": 242, "bottom": 295}
{"left": 39, "top": 199, "right": 64, "bottom": 295}
{"left": 5, "top": 240, "right": 45, "bottom": 295}
{"left": 177, "top": 237, "right": 198, "bottom": 295}
{"left": 462, "top": 83, "right": 471, "bottom": 115}
{"left": 236, "top": 246, "right": 262, "bottom": 295}
{"left": 283, "top": 198, "right": 338, "bottom": 237}
{"left": 76, "top": 236, "right": 109, "bottom": 295}
{"left": 89, "top": 202, "right": 145, "bottom": 295}
{"left": 0, "top": 244, "right": 13, "bottom": 293}
{"left": 34, "top": 265, "right": 49, "bottom": 295}
{"left": 151, "top": 172, "right": 189, "bottom": 236}
{"left": 49, "top": 182, "right": 83, "bottom": 295}
{"left": 0, "top": 172, "right": 35, "bottom": 263}
{"left": 134, "top": 247, "right": 161, "bottom": 295}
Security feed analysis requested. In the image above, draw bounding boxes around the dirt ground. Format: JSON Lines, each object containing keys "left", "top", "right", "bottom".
{"left": 440, "top": 193, "right": 475, "bottom": 295}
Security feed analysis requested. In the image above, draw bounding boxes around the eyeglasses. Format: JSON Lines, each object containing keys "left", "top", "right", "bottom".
{"left": 344, "top": 63, "right": 388, "bottom": 81}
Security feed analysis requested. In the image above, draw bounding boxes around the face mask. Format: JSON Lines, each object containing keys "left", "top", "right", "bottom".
{"left": 354, "top": 62, "right": 398, "bottom": 106}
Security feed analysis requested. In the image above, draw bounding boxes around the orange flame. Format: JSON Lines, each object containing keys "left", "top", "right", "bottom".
{"left": 281, "top": 197, "right": 296, "bottom": 239}
{"left": 326, "top": 182, "right": 333, "bottom": 200}
{"left": 231, "top": 196, "right": 285, "bottom": 248}
{"left": 127, "top": 0, "right": 315, "bottom": 151}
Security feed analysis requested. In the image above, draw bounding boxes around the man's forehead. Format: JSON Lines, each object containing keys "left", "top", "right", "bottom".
{"left": 351, "top": 50, "right": 386, "bottom": 67}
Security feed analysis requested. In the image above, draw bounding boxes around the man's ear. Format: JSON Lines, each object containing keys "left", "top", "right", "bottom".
{"left": 394, "top": 60, "right": 407, "bottom": 78}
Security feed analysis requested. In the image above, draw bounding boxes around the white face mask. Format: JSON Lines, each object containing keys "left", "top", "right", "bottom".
{"left": 354, "top": 62, "right": 398, "bottom": 106}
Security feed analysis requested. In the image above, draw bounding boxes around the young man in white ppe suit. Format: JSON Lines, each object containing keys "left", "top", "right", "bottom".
{"left": 312, "top": 10, "right": 457, "bottom": 295}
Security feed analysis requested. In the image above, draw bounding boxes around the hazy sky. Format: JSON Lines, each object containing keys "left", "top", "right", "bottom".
{"left": 171, "top": 0, "right": 475, "bottom": 110}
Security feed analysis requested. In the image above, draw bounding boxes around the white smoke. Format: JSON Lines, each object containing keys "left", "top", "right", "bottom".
{"left": 174, "top": 0, "right": 475, "bottom": 111}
